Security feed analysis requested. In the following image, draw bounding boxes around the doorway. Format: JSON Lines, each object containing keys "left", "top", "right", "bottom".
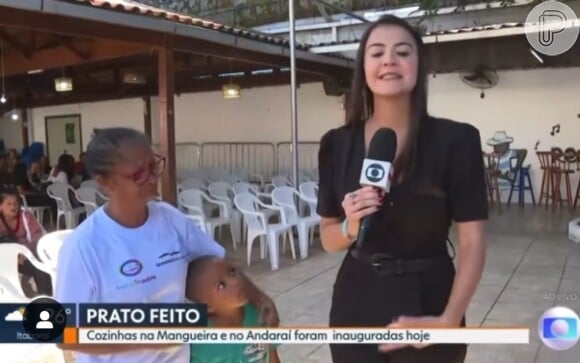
{"left": 45, "top": 114, "right": 83, "bottom": 167}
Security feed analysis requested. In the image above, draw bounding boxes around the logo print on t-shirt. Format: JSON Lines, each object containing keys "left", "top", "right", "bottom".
{"left": 156, "top": 250, "right": 187, "bottom": 267}
{"left": 119, "top": 259, "right": 143, "bottom": 277}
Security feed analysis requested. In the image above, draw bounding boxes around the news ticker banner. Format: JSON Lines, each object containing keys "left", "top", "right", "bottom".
{"left": 11, "top": 296, "right": 579, "bottom": 347}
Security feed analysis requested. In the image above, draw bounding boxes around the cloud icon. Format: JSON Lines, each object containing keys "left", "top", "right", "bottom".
{"left": 5, "top": 309, "right": 24, "bottom": 321}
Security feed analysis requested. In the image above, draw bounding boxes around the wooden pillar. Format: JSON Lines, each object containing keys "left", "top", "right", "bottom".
{"left": 157, "top": 46, "right": 177, "bottom": 205}
{"left": 20, "top": 107, "right": 29, "bottom": 148}
{"left": 143, "top": 96, "right": 152, "bottom": 140}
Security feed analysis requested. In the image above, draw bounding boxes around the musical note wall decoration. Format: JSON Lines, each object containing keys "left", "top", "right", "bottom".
{"left": 534, "top": 140, "right": 540, "bottom": 150}
{"left": 550, "top": 124, "right": 560, "bottom": 136}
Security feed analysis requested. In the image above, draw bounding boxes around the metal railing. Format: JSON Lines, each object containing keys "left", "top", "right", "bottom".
{"left": 276, "top": 141, "right": 319, "bottom": 176}
{"left": 154, "top": 141, "right": 320, "bottom": 180}
{"left": 200, "top": 142, "right": 277, "bottom": 179}
{"left": 154, "top": 142, "right": 201, "bottom": 171}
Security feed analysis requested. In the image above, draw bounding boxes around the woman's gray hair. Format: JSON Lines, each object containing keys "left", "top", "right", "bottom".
{"left": 85, "top": 127, "right": 151, "bottom": 177}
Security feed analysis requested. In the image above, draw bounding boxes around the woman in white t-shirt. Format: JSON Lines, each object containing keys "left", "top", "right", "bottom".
{"left": 47, "top": 154, "right": 75, "bottom": 185}
{"left": 55, "top": 128, "right": 278, "bottom": 363}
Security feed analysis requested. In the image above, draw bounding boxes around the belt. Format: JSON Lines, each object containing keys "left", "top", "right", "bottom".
{"left": 349, "top": 248, "right": 448, "bottom": 276}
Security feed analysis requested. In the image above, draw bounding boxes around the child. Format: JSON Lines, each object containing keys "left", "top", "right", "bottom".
{"left": 0, "top": 188, "right": 51, "bottom": 296}
{"left": 186, "top": 256, "right": 280, "bottom": 363}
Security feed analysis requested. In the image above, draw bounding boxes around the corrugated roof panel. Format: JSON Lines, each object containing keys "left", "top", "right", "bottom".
{"left": 61, "top": 0, "right": 312, "bottom": 49}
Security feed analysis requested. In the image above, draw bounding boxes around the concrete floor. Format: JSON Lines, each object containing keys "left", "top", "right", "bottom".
{"left": 228, "top": 206, "right": 580, "bottom": 363}
{"left": 60, "top": 206, "right": 580, "bottom": 363}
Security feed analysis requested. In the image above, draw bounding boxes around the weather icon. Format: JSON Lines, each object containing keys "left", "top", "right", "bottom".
{"left": 5, "top": 308, "right": 25, "bottom": 321}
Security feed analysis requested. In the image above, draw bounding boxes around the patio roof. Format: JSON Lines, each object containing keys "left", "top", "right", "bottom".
{"left": 0, "top": 0, "right": 355, "bottom": 204}
{"left": 0, "top": 0, "right": 354, "bottom": 108}
{"left": 307, "top": 20, "right": 580, "bottom": 72}
{"left": 309, "top": 22, "right": 529, "bottom": 52}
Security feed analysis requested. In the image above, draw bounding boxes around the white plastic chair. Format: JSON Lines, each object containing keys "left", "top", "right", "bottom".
{"left": 208, "top": 181, "right": 242, "bottom": 244}
{"left": 19, "top": 194, "right": 51, "bottom": 227}
{"left": 232, "top": 181, "right": 278, "bottom": 241}
{"left": 36, "top": 229, "right": 73, "bottom": 271}
{"left": 46, "top": 183, "right": 85, "bottom": 229}
{"left": 0, "top": 276, "right": 29, "bottom": 302}
{"left": 75, "top": 187, "right": 99, "bottom": 216}
{"left": 273, "top": 175, "right": 291, "bottom": 186}
{"left": 179, "top": 178, "right": 208, "bottom": 191}
{"left": 80, "top": 179, "right": 99, "bottom": 189}
{"left": 234, "top": 193, "right": 295, "bottom": 270}
{"left": 187, "top": 214, "right": 208, "bottom": 234}
{"left": 299, "top": 181, "right": 319, "bottom": 216}
{"left": 272, "top": 186, "right": 321, "bottom": 259}
{"left": 0, "top": 243, "right": 55, "bottom": 298}
{"left": 178, "top": 189, "right": 236, "bottom": 249}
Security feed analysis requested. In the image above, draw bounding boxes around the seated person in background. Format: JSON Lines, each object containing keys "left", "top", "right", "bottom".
{"left": 48, "top": 154, "right": 76, "bottom": 185}
{"left": 13, "top": 162, "right": 57, "bottom": 222}
{"left": 74, "top": 152, "right": 91, "bottom": 182}
{"left": 487, "top": 131, "right": 517, "bottom": 186}
{"left": 47, "top": 154, "right": 83, "bottom": 214}
{"left": 39, "top": 155, "right": 51, "bottom": 178}
{"left": 0, "top": 189, "right": 52, "bottom": 297}
{"left": 186, "top": 256, "right": 280, "bottom": 363}
{"left": 7, "top": 148, "right": 19, "bottom": 173}
{"left": 0, "top": 154, "right": 13, "bottom": 189}
{"left": 28, "top": 160, "right": 46, "bottom": 190}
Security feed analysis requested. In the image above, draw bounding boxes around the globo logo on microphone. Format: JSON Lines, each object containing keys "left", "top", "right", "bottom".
{"left": 365, "top": 163, "right": 385, "bottom": 182}
{"left": 359, "top": 159, "right": 392, "bottom": 191}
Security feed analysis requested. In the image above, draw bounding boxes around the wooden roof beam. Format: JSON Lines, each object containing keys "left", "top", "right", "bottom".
{"left": 23, "top": 72, "right": 322, "bottom": 108}
{"left": 0, "top": 27, "right": 32, "bottom": 59}
{"left": 60, "top": 36, "right": 91, "bottom": 60}
{"left": 3, "top": 38, "right": 154, "bottom": 76}
{"left": 0, "top": 5, "right": 351, "bottom": 77}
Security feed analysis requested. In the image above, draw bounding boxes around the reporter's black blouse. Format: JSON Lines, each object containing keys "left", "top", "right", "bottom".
{"left": 316, "top": 116, "right": 488, "bottom": 259}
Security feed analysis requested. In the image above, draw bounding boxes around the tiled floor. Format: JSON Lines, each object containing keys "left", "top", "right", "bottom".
{"left": 231, "top": 206, "right": 580, "bottom": 363}
{"left": 62, "top": 206, "right": 580, "bottom": 363}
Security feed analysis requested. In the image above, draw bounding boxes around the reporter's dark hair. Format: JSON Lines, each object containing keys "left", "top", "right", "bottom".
{"left": 85, "top": 127, "right": 151, "bottom": 178}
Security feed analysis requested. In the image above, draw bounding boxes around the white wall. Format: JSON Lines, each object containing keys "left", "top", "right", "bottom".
{"left": 15, "top": 67, "right": 580, "bottom": 204}
{"left": 29, "top": 98, "right": 146, "bottom": 151}
{"left": 0, "top": 116, "right": 23, "bottom": 152}
{"left": 149, "top": 82, "right": 344, "bottom": 144}
{"left": 428, "top": 67, "right": 580, "bottom": 204}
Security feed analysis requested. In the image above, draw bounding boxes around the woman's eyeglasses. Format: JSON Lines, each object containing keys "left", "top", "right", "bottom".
{"left": 129, "top": 154, "right": 166, "bottom": 185}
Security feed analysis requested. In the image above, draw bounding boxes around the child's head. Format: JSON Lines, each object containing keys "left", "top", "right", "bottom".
{"left": 186, "top": 256, "right": 248, "bottom": 314}
{"left": 0, "top": 190, "right": 21, "bottom": 219}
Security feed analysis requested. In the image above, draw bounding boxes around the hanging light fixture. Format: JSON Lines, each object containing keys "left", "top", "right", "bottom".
{"left": 54, "top": 77, "right": 73, "bottom": 92}
{"left": 222, "top": 83, "right": 240, "bottom": 99}
{"left": 54, "top": 68, "right": 73, "bottom": 92}
{"left": 222, "top": 62, "right": 241, "bottom": 99}
{"left": 0, "top": 39, "right": 6, "bottom": 103}
{"left": 10, "top": 110, "right": 19, "bottom": 121}
{"left": 122, "top": 71, "right": 147, "bottom": 85}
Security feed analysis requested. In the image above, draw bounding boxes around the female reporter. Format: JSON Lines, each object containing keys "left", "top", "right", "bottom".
{"left": 55, "top": 127, "right": 277, "bottom": 363}
{"left": 317, "top": 15, "right": 487, "bottom": 363}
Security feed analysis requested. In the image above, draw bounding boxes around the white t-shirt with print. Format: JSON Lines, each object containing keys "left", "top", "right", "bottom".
{"left": 55, "top": 201, "right": 225, "bottom": 363}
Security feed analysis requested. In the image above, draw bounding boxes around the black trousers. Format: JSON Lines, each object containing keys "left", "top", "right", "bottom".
{"left": 19, "top": 259, "right": 53, "bottom": 297}
{"left": 25, "top": 193, "right": 57, "bottom": 226}
{"left": 329, "top": 254, "right": 467, "bottom": 363}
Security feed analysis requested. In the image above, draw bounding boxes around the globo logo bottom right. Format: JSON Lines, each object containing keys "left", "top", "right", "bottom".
{"left": 538, "top": 306, "right": 579, "bottom": 350}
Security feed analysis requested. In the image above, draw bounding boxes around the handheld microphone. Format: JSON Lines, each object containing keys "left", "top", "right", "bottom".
{"left": 355, "top": 128, "right": 397, "bottom": 248}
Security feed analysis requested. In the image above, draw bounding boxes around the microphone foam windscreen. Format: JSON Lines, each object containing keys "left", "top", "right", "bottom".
{"left": 367, "top": 128, "right": 397, "bottom": 162}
